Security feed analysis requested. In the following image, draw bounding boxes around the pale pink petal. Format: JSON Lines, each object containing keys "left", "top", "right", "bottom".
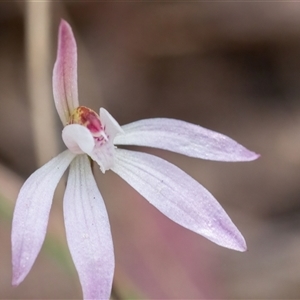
{"left": 114, "top": 118, "right": 259, "bottom": 162}
{"left": 112, "top": 149, "right": 246, "bottom": 252}
{"left": 11, "top": 150, "right": 76, "bottom": 285}
{"left": 64, "top": 155, "right": 114, "bottom": 300}
{"left": 100, "top": 108, "right": 124, "bottom": 139}
{"left": 53, "top": 20, "right": 79, "bottom": 125}
{"left": 62, "top": 124, "right": 95, "bottom": 154}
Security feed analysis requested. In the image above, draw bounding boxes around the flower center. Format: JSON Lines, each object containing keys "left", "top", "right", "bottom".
{"left": 69, "top": 106, "right": 108, "bottom": 142}
{"left": 64, "top": 106, "right": 123, "bottom": 173}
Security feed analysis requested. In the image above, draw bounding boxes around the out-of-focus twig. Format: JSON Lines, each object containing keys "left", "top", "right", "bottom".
{"left": 25, "top": 0, "right": 59, "bottom": 166}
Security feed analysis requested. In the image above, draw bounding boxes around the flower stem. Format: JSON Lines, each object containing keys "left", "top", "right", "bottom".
{"left": 25, "top": 0, "right": 60, "bottom": 166}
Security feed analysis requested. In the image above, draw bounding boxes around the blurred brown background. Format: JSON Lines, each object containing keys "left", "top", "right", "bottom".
{"left": 1, "top": 1, "right": 300, "bottom": 299}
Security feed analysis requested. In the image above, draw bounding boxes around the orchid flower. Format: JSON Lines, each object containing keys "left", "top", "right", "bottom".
{"left": 11, "top": 19, "right": 259, "bottom": 300}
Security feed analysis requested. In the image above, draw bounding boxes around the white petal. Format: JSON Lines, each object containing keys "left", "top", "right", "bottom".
{"left": 64, "top": 155, "right": 114, "bottom": 300}
{"left": 53, "top": 20, "right": 79, "bottom": 125}
{"left": 89, "top": 141, "right": 116, "bottom": 174}
{"left": 114, "top": 118, "right": 259, "bottom": 162}
{"left": 62, "top": 124, "right": 95, "bottom": 154}
{"left": 112, "top": 149, "right": 246, "bottom": 252}
{"left": 100, "top": 107, "right": 124, "bottom": 140}
{"left": 11, "top": 150, "right": 75, "bottom": 285}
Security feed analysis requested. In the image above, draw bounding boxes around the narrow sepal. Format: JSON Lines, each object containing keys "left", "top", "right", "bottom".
{"left": 114, "top": 118, "right": 259, "bottom": 162}
{"left": 11, "top": 150, "right": 75, "bottom": 285}
{"left": 64, "top": 155, "right": 114, "bottom": 299}
{"left": 112, "top": 149, "right": 247, "bottom": 251}
{"left": 53, "top": 19, "right": 79, "bottom": 125}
